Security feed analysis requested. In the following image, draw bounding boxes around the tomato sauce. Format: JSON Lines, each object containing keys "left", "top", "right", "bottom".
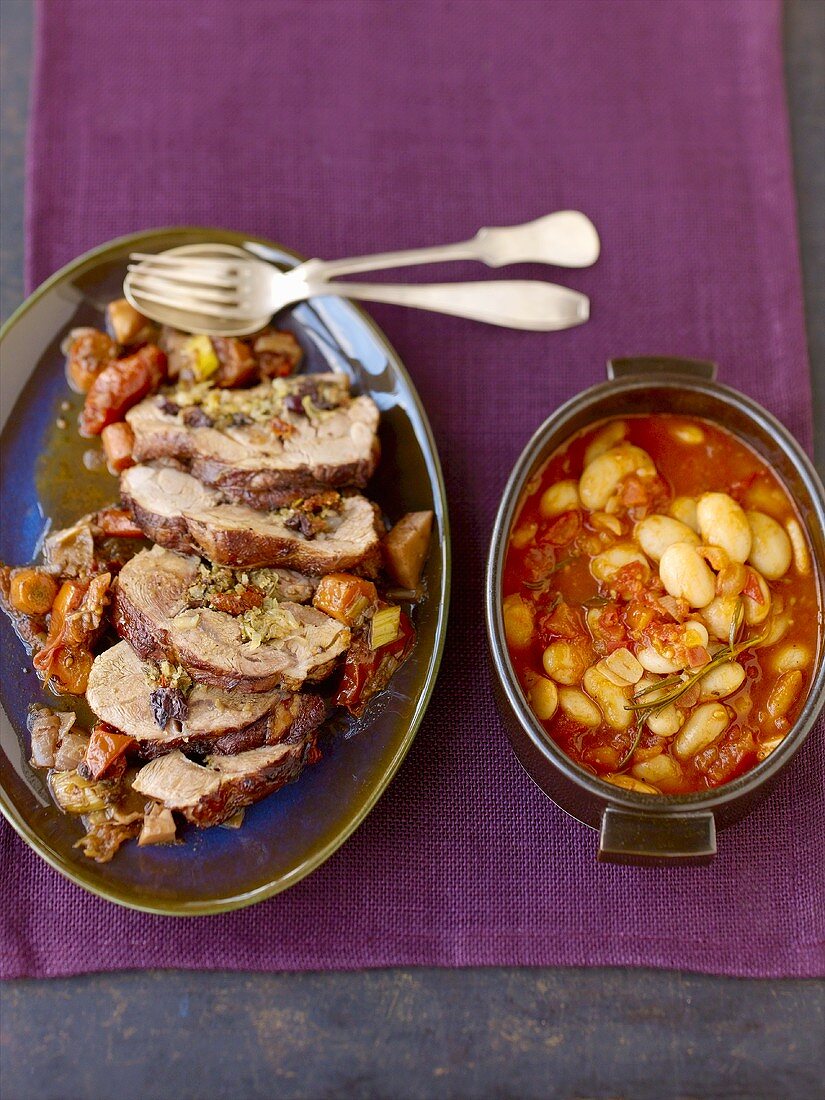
{"left": 502, "top": 415, "right": 821, "bottom": 794}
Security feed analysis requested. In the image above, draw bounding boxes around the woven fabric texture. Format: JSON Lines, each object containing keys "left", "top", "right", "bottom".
{"left": 2, "top": 0, "right": 822, "bottom": 979}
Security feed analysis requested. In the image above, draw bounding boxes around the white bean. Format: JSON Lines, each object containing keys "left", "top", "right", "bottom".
{"left": 696, "top": 492, "right": 752, "bottom": 563}
{"left": 766, "top": 670, "right": 803, "bottom": 720}
{"left": 669, "top": 496, "right": 700, "bottom": 532}
{"left": 743, "top": 569, "right": 771, "bottom": 625}
{"left": 746, "top": 511, "right": 792, "bottom": 580}
{"left": 635, "top": 514, "right": 700, "bottom": 561}
{"left": 503, "top": 594, "right": 534, "bottom": 649}
{"left": 542, "top": 641, "right": 589, "bottom": 685}
{"left": 699, "top": 661, "right": 746, "bottom": 701}
{"left": 785, "top": 517, "right": 812, "bottom": 575}
{"left": 529, "top": 676, "right": 559, "bottom": 721}
{"left": 632, "top": 753, "right": 683, "bottom": 785}
{"left": 670, "top": 422, "right": 705, "bottom": 445}
{"left": 637, "top": 647, "right": 683, "bottom": 675}
{"left": 583, "top": 666, "right": 633, "bottom": 730}
{"left": 683, "top": 620, "right": 710, "bottom": 649}
{"left": 673, "top": 703, "right": 730, "bottom": 760}
{"left": 760, "top": 609, "right": 792, "bottom": 648}
{"left": 579, "top": 444, "right": 656, "bottom": 511}
{"left": 701, "top": 594, "right": 740, "bottom": 640}
{"left": 558, "top": 687, "right": 602, "bottom": 727}
{"left": 646, "top": 705, "right": 684, "bottom": 738}
{"left": 770, "top": 642, "right": 811, "bottom": 674}
{"left": 510, "top": 521, "right": 537, "bottom": 549}
{"left": 591, "top": 542, "right": 650, "bottom": 585}
{"left": 583, "top": 421, "right": 628, "bottom": 467}
{"left": 659, "top": 542, "right": 717, "bottom": 608}
{"left": 539, "top": 480, "right": 580, "bottom": 518}
{"left": 590, "top": 511, "right": 624, "bottom": 537}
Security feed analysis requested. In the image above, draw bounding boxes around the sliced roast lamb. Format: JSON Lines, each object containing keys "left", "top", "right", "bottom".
{"left": 113, "top": 546, "right": 350, "bottom": 692}
{"left": 132, "top": 740, "right": 317, "bottom": 827}
{"left": 126, "top": 372, "right": 380, "bottom": 509}
{"left": 86, "top": 641, "right": 327, "bottom": 757}
{"left": 121, "top": 464, "right": 382, "bottom": 574}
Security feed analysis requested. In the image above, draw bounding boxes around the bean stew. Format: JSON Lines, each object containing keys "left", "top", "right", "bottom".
{"left": 502, "top": 415, "right": 820, "bottom": 795}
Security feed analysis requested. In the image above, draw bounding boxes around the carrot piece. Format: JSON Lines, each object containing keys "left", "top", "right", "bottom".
{"left": 65, "top": 329, "right": 118, "bottom": 393}
{"left": 101, "top": 422, "right": 136, "bottom": 473}
{"left": 45, "top": 647, "right": 94, "bottom": 695}
{"left": 8, "top": 569, "right": 58, "bottom": 616}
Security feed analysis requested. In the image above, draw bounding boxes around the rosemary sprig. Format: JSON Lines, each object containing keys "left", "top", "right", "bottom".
{"left": 617, "top": 721, "right": 644, "bottom": 770}
{"left": 729, "top": 596, "right": 745, "bottom": 650}
{"left": 626, "top": 625, "right": 767, "bottom": 721}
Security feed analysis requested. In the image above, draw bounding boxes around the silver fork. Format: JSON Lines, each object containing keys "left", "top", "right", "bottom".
{"left": 123, "top": 212, "right": 598, "bottom": 336}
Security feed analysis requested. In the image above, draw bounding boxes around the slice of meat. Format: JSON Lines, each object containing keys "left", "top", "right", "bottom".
{"left": 125, "top": 373, "right": 380, "bottom": 509}
{"left": 86, "top": 640, "right": 327, "bottom": 757}
{"left": 121, "top": 465, "right": 382, "bottom": 573}
{"left": 113, "top": 546, "right": 350, "bottom": 691}
{"left": 132, "top": 740, "right": 315, "bottom": 827}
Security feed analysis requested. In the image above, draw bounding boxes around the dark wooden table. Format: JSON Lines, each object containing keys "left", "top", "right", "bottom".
{"left": 1, "top": 2, "right": 823, "bottom": 1097}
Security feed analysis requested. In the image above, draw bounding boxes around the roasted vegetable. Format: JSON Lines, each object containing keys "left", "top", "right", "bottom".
{"left": 382, "top": 511, "right": 434, "bottom": 589}
{"left": 27, "top": 705, "right": 76, "bottom": 768}
{"left": 212, "top": 337, "right": 258, "bottom": 387}
{"left": 0, "top": 564, "right": 48, "bottom": 652}
{"left": 80, "top": 722, "right": 135, "bottom": 780}
{"left": 64, "top": 328, "right": 117, "bottom": 393}
{"left": 75, "top": 810, "right": 141, "bottom": 862}
{"left": 335, "top": 611, "right": 415, "bottom": 715}
{"left": 370, "top": 605, "right": 401, "bottom": 649}
{"left": 42, "top": 520, "right": 95, "bottom": 577}
{"left": 9, "top": 568, "right": 58, "bottom": 615}
{"left": 106, "top": 298, "right": 151, "bottom": 345}
{"left": 138, "top": 803, "right": 177, "bottom": 846}
{"left": 253, "top": 328, "right": 303, "bottom": 378}
{"left": 33, "top": 574, "right": 111, "bottom": 694}
{"left": 100, "top": 421, "right": 136, "bottom": 473}
{"left": 313, "top": 573, "right": 378, "bottom": 627}
{"left": 183, "top": 335, "right": 220, "bottom": 381}
{"left": 80, "top": 345, "right": 167, "bottom": 436}
{"left": 49, "top": 770, "right": 112, "bottom": 813}
{"left": 54, "top": 729, "right": 91, "bottom": 771}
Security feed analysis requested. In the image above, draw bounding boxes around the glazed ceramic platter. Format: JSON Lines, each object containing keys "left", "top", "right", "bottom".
{"left": 0, "top": 228, "right": 450, "bottom": 914}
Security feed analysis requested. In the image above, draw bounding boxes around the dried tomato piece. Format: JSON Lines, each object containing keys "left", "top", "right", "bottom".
{"left": 588, "top": 603, "right": 628, "bottom": 654}
{"left": 542, "top": 510, "right": 582, "bottom": 547}
{"left": 80, "top": 345, "right": 167, "bottom": 436}
{"left": 79, "top": 722, "right": 135, "bottom": 780}
{"left": 523, "top": 544, "right": 556, "bottom": 583}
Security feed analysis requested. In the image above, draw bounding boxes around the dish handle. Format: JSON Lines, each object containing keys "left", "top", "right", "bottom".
{"left": 607, "top": 357, "right": 718, "bottom": 382}
{"left": 597, "top": 806, "right": 717, "bottom": 866}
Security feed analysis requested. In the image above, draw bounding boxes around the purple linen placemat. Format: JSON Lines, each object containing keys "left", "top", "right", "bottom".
{"left": 2, "top": 0, "right": 822, "bottom": 979}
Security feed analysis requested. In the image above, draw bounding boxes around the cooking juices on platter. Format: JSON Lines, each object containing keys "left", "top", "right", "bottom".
{"left": 502, "top": 415, "right": 820, "bottom": 796}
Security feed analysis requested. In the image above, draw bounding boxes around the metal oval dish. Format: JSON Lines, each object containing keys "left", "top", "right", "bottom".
{"left": 485, "top": 357, "right": 825, "bottom": 866}
{"left": 0, "top": 228, "right": 450, "bottom": 914}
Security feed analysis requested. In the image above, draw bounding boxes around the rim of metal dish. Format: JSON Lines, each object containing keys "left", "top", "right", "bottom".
{"left": 0, "top": 226, "right": 452, "bottom": 916}
{"left": 485, "top": 371, "right": 825, "bottom": 818}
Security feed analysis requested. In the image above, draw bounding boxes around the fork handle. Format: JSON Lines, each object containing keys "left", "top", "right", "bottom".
{"left": 305, "top": 278, "right": 589, "bottom": 331}
{"left": 304, "top": 211, "right": 599, "bottom": 279}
